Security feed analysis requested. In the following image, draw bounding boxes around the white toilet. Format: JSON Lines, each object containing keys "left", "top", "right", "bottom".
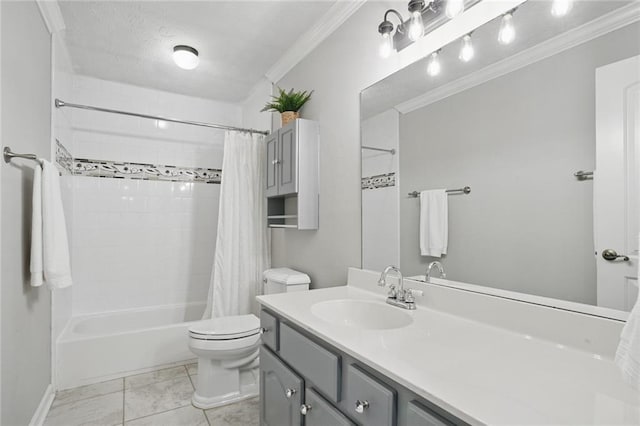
{"left": 188, "top": 268, "right": 310, "bottom": 409}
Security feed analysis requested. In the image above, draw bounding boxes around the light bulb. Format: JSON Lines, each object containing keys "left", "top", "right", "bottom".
{"left": 427, "top": 51, "right": 441, "bottom": 77}
{"left": 551, "top": 0, "right": 573, "bottom": 17}
{"left": 498, "top": 13, "right": 515, "bottom": 45}
{"left": 173, "top": 45, "right": 199, "bottom": 70}
{"left": 446, "top": 0, "right": 465, "bottom": 19}
{"left": 379, "top": 32, "right": 393, "bottom": 58}
{"left": 408, "top": 11, "right": 424, "bottom": 41}
{"left": 459, "top": 34, "right": 474, "bottom": 62}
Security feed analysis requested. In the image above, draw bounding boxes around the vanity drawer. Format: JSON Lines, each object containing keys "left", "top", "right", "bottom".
{"left": 303, "top": 387, "right": 354, "bottom": 426}
{"left": 344, "top": 364, "right": 396, "bottom": 426}
{"left": 260, "top": 310, "right": 279, "bottom": 351}
{"left": 407, "top": 401, "right": 456, "bottom": 426}
{"left": 279, "top": 322, "right": 341, "bottom": 402}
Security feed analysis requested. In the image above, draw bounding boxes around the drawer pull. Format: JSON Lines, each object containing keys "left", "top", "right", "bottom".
{"left": 300, "top": 404, "right": 312, "bottom": 415}
{"left": 285, "top": 388, "right": 297, "bottom": 398}
{"left": 355, "top": 400, "right": 370, "bottom": 414}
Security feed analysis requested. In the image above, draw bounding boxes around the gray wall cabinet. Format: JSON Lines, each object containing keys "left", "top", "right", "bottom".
{"left": 266, "top": 119, "right": 319, "bottom": 230}
{"left": 259, "top": 308, "right": 468, "bottom": 426}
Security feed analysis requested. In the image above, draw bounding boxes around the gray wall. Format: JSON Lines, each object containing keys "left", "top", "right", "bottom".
{"left": 271, "top": 2, "right": 401, "bottom": 287}
{"left": 399, "top": 23, "right": 640, "bottom": 304}
{"left": 1, "top": 1, "right": 52, "bottom": 424}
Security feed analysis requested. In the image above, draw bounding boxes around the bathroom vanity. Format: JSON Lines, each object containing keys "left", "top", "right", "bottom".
{"left": 257, "top": 268, "right": 640, "bottom": 425}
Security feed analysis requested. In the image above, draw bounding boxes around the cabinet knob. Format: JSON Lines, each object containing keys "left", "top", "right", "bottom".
{"left": 260, "top": 327, "right": 269, "bottom": 334}
{"left": 355, "top": 400, "right": 370, "bottom": 414}
{"left": 285, "top": 388, "right": 297, "bottom": 398}
{"left": 271, "top": 159, "right": 281, "bottom": 165}
{"left": 300, "top": 404, "right": 312, "bottom": 415}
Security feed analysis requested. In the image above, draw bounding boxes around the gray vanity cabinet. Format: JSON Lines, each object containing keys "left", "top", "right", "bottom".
{"left": 302, "top": 388, "right": 354, "bottom": 426}
{"left": 265, "top": 132, "right": 279, "bottom": 198}
{"left": 260, "top": 346, "right": 304, "bottom": 426}
{"left": 259, "top": 309, "right": 467, "bottom": 426}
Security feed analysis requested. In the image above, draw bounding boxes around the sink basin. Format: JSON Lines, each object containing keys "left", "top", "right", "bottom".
{"left": 311, "top": 299, "right": 413, "bottom": 330}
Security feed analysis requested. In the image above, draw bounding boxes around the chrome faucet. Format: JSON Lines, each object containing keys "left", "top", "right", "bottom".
{"left": 426, "top": 261, "right": 446, "bottom": 283}
{"left": 378, "top": 266, "right": 416, "bottom": 310}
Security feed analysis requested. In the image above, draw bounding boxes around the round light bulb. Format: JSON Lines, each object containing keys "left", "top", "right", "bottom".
{"left": 408, "top": 11, "right": 424, "bottom": 41}
{"left": 498, "top": 13, "right": 515, "bottom": 45}
{"left": 446, "top": 0, "right": 465, "bottom": 19}
{"left": 551, "top": 0, "right": 573, "bottom": 17}
{"left": 379, "top": 32, "right": 393, "bottom": 59}
{"left": 459, "top": 35, "right": 474, "bottom": 62}
{"left": 427, "top": 51, "right": 441, "bottom": 77}
{"left": 173, "top": 45, "right": 199, "bottom": 70}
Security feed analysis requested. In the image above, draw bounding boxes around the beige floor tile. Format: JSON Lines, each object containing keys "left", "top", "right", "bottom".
{"left": 125, "top": 366, "right": 188, "bottom": 390}
{"left": 186, "top": 362, "right": 197, "bottom": 376}
{"left": 53, "top": 378, "right": 123, "bottom": 408}
{"left": 45, "top": 391, "right": 123, "bottom": 426}
{"left": 125, "top": 405, "right": 208, "bottom": 426}
{"left": 205, "top": 397, "right": 259, "bottom": 426}
{"left": 124, "top": 375, "right": 194, "bottom": 421}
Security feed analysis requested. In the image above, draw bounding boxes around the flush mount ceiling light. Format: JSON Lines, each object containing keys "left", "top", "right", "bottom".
{"left": 173, "top": 45, "right": 199, "bottom": 70}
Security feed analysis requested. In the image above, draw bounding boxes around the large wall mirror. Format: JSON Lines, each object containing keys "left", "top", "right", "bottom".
{"left": 361, "top": 0, "right": 640, "bottom": 314}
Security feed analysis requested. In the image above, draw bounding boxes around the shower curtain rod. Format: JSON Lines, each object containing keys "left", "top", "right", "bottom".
{"left": 54, "top": 99, "right": 270, "bottom": 136}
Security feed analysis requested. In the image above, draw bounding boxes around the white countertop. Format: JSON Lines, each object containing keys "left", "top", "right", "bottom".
{"left": 257, "top": 283, "right": 640, "bottom": 425}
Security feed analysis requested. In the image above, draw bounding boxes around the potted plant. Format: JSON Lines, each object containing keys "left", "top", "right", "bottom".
{"left": 261, "top": 87, "right": 313, "bottom": 126}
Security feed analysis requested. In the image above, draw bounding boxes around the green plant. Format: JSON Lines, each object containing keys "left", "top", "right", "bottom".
{"left": 261, "top": 87, "right": 313, "bottom": 113}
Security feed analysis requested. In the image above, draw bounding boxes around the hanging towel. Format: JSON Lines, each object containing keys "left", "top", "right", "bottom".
{"left": 30, "top": 160, "right": 72, "bottom": 289}
{"left": 615, "top": 234, "right": 640, "bottom": 390}
{"left": 420, "top": 189, "right": 448, "bottom": 258}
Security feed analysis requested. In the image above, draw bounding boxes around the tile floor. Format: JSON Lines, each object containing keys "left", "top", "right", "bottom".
{"left": 44, "top": 363, "right": 259, "bottom": 426}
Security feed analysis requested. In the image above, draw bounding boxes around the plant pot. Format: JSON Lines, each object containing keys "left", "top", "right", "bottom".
{"left": 281, "top": 111, "right": 300, "bottom": 126}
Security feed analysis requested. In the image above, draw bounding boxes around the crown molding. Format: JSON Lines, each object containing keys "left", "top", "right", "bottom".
{"left": 36, "top": 0, "right": 66, "bottom": 35}
{"left": 265, "top": 0, "right": 367, "bottom": 84}
{"left": 396, "top": 2, "right": 640, "bottom": 114}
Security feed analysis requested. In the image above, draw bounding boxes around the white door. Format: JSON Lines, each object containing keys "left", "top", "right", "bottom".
{"left": 595, "top": 55, "right": 640, "bottom": 311}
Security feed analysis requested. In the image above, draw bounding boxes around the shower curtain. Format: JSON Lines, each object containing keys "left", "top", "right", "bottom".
{"left": 204, "top": 130, "right": 270, "bottom": 318}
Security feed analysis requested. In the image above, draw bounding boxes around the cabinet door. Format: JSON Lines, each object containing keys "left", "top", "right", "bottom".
{"left": 260, "top": 346, "right": 303, "bottom": 426}
{"left": 278, "top": 122, "right": 297, "bottom": 196}
{"left": 343, "top": 364, "right": 396, "bottom": 426}
{"left": 303, "top": 388, "right": 354, "bottom": 426}
{"left": 265, "top": 131, "right": 279, "bottom": 197}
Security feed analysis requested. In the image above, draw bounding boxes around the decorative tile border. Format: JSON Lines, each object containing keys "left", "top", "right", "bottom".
{"left": 56, "top": 139, "right": 74, "bottom": 174}
{"left": 361, "top": 172, "right": 396, "bottom": 190}
{"left": 55, "top": 139, "right": 222, "bottom": 184}
{"left": 72, "top": 158, "right": 222, "bottom": 184}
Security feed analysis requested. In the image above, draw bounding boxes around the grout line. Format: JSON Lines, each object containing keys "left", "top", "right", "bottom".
{"left": 185, "top": 365, "right": 195, "bottom": 390}
{"left": 123, "top": 402, "right": 194, "bottom": 423}
{"left": 122, "top": 378, "right": 125, "bottom": 425}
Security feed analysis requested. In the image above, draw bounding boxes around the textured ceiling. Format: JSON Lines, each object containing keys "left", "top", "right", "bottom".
{"left": 58, "top": 1, "right": 337, "bottom": 102}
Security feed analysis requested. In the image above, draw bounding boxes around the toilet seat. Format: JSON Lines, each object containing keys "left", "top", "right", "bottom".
{"left": 189, "top": 314, "right": 260, "bottom": 341}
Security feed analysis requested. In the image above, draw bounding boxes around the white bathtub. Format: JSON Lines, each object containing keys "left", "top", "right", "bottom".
{"left": 56, "top": 302, "right": 205, "bottom": 390}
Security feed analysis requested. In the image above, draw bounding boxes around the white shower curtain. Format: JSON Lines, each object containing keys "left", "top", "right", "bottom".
{"left": 204, "top": 130, "right": 270, "bottom": 318}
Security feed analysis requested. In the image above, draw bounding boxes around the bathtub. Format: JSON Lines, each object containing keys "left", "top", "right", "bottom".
{"left": 56, "top": 302, "right": 206, "bottom": 390}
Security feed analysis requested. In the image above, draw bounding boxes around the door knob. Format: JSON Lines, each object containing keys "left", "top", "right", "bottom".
{"left": 602, "top": 249, "right": 629, "bottom": 261}
{"left": 355, "top": 400, "right": 370, "bottom": 414}
{"left": 285, "top": 388, "right": 297, "bottom": 398}
{"left": 300, "top": 404, "right": 312, "bottom": 415}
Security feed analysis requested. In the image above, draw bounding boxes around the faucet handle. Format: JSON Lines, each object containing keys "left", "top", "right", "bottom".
{"left": 403, "top": 289, "right": 415, "bottom": 303}
{"left": 387, "top": 284, "right": 398, "bottom": 299}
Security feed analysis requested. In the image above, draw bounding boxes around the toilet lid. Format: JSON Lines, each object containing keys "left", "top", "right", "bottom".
{"left": 189, "top": 314, "right": 261, "bottom": 340}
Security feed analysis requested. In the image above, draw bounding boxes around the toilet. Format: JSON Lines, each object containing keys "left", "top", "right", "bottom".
{"left": 188, "top": 268, "right": 311, "bottom": 409}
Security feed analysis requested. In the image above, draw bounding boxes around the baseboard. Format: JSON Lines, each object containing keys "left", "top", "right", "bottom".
{"left": 29, "top": 384, "right": 55, "bottom": 426}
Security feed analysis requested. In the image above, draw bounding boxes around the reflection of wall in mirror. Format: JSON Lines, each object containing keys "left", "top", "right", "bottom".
{"left": 398, "top": 22, "right": 640, "bottom": 305}
{"left": 362, "top": 109, "right": 400, "bottom": 271}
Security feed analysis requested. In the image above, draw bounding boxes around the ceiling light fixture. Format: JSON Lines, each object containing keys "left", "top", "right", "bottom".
{"left": 459, "top": 34, "right": 475, "bottom": 62}
{"left": 551, "top": 0, "right": 573, "bottom": 17}
{"left": 498, "top": 11, "right": 516, "bottom": 45}
{"left": 445, "top": 0, "right": 465, "bottom": 19}
{"left": 173, "top": 45, "right": 199, "bottom": 70}
{"left": 427, "top": 50, "right": 442, "bottom": 76}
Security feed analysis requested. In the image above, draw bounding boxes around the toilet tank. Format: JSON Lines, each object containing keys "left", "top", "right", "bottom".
{"left": 263, "top": 268, "right": 311, "bottom": 295}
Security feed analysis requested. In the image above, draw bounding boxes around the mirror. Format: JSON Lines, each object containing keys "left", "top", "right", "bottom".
{"left": 361, "top": 0, "right": 640, "bottom": 314}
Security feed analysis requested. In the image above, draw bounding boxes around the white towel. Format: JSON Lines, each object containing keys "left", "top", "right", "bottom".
{"left": 615, "top": 234, "right": 640, "bottom": 390}
{"left": 30, "top": 160, "right": 72, "bottom": 289}
{"left": 420, "top": 189, "right": 448, "bottom": 257}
